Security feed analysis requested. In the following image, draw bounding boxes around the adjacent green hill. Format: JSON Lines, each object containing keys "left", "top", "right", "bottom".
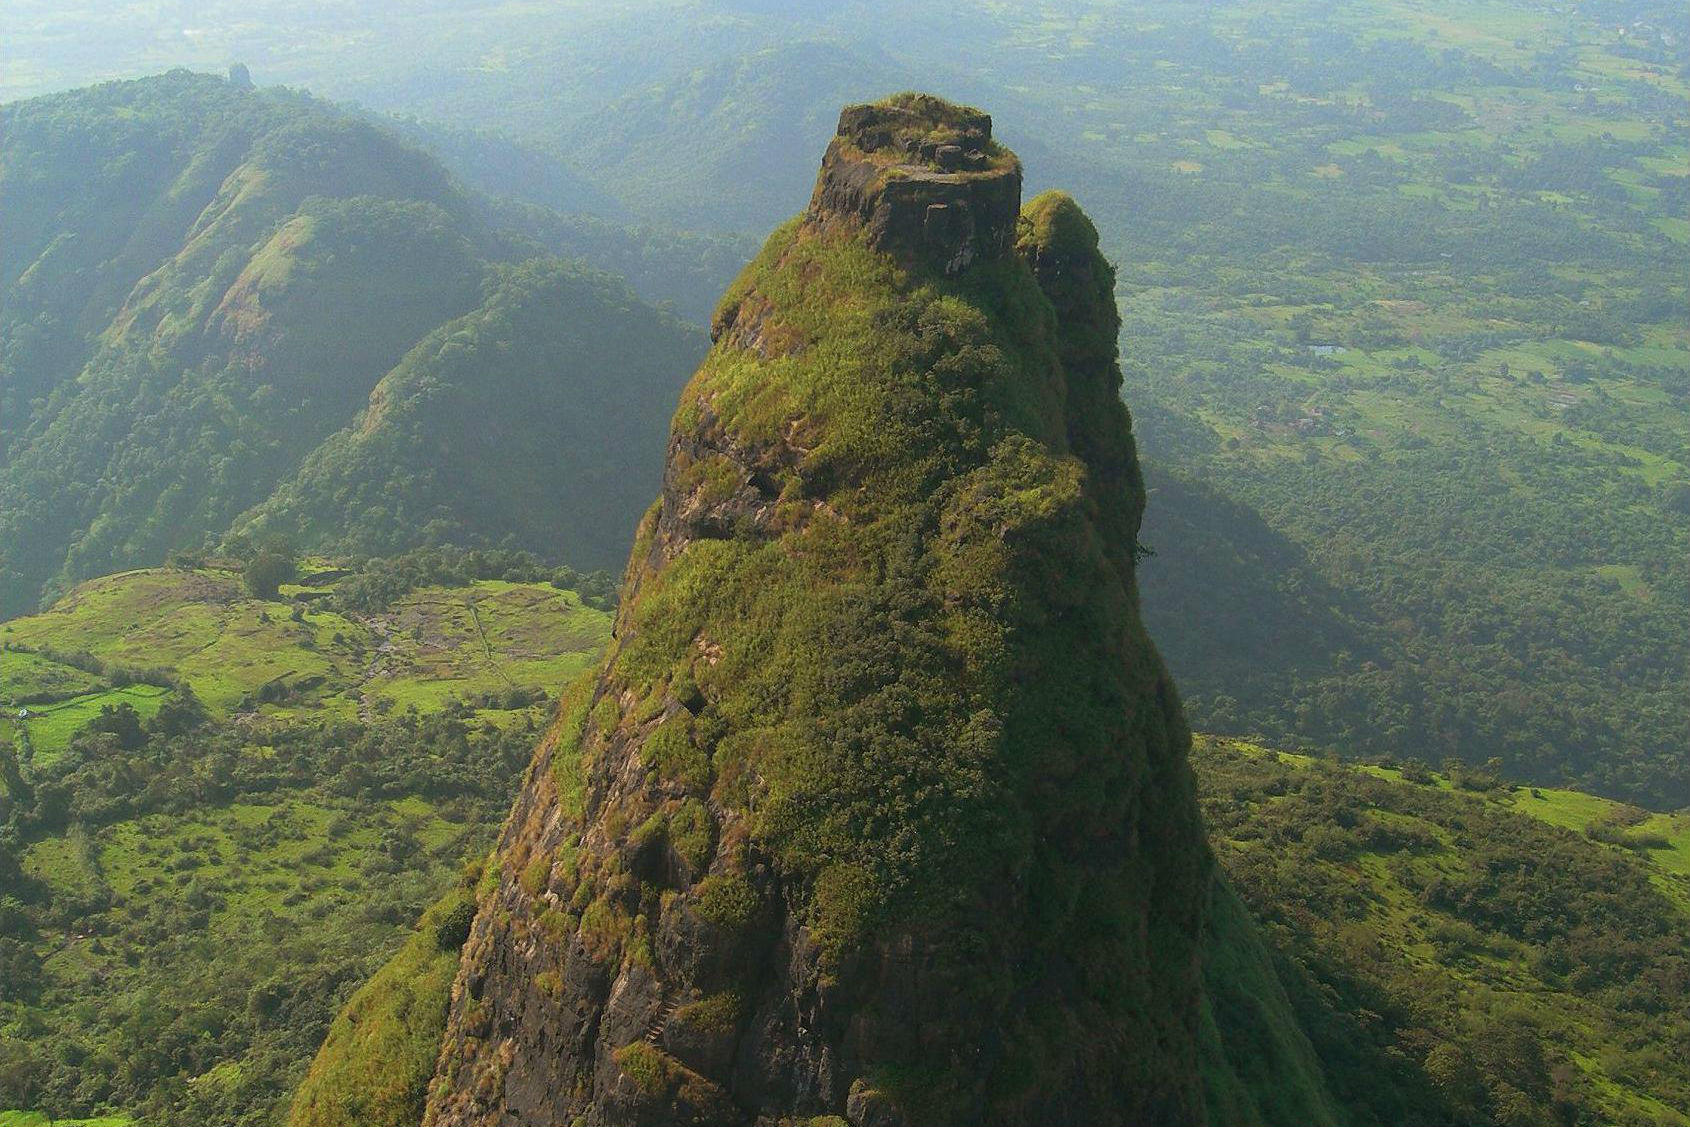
{"left": 0, "top": 72, "right": 705, "bottom": 616}
{"left": 230, "top": 257, "right": 699, "bottom": 567}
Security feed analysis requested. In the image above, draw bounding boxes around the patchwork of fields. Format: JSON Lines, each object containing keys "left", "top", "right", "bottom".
{"left": 0, "top": 562, "right": 610, "bottom": 762}
{"left": 0, "top": 562, "right": 614, "bottom": 1121}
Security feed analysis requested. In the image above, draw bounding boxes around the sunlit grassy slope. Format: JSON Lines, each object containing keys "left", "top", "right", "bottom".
{"left": 0, "top": 561, "right": 614, "bottom": 1123}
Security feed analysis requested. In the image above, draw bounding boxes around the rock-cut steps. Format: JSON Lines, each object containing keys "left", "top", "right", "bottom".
{"left": 643, "top": 994, "right": 682, "bottom": 1045}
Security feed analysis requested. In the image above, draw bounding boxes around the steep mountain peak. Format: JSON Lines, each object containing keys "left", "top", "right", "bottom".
{"left": 298, "top": 92, "right": 1342, "bottom": 1127}
{"left": 403, "top": 91, "right": 1217, "bottom": 1127}
{"left": 807, "top": 92, "right": 1022, "bottom": 275}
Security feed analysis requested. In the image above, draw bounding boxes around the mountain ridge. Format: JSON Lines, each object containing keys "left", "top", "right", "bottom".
{"left": 0, "top": 72, "right": 705, "bottom": 614}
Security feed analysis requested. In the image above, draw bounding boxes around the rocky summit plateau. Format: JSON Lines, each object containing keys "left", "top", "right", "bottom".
{"left": 806, "top": 94, "right": 1023, "bottom": 275}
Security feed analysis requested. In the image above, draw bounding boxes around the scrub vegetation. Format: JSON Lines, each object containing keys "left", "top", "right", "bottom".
{"left": 0, "top": 559, "right": 608, "bottom": 1123}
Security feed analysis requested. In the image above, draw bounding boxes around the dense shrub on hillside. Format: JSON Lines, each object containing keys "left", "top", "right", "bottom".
{"left": 0, "top": 701, "right": 532, "bottom": 1122}
{"left": 243, "top": 549, "right": 298, "bottom": 600}
{"left": 1196, "top": 740, "right": 1690, "bottom": 1127}
{"left": 8, "top": 708, "right": 534, "bottom": 837}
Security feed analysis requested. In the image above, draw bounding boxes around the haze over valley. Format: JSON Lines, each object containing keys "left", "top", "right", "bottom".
{"left": 0, "top": 2, "right": 1684, "bottom": 1125}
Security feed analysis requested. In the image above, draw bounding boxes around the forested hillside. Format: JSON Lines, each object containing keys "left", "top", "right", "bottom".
{"left": 229, "top": 257, "right": 697, "bottom": 566}
{"left": 3, "top": 3, "right": 1683, "bottom": 802}
{"left": 0, "top": 72, "right": 704, "bottom": 617}
{"left": 1195, "top": 737, "right": 1690, "bottom": 1127}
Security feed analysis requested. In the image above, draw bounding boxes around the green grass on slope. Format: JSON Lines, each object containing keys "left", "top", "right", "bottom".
{"left": 1, "top": 686, "right": 169, "bottom": 767}
{"left": 286, "top": 873, "right": 481, "bottom": 1127}
{"left": 2, "top": 566, "right": 356, "bottom": 715}
{"left": 1345, "top": 759, "right": 1690, "bottom": 880}
{"left": 230, "top": 257, "right": 704, "bottom": 574}
{"left": 3, "top": 787, "right": 491, "bottom": 1118}
{"left": 360, "top": 578, "right": 607, "bottom": 715}
{"left": 0, "top": 650, "right": 105, "bottom": 703}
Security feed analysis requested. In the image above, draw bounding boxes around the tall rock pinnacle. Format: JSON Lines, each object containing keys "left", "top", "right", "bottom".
{"left": 421, "top": 93, "right": 1214, "bottom": 1127}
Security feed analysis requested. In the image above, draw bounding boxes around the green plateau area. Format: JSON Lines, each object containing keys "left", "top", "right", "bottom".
{"left": 1, "top": 559, "right": 610, "bottom": 761}
{"left": 2, "top": 563, "right": 1686, "bottom": 1124}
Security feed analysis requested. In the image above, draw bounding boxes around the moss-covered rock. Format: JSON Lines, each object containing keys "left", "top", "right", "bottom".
{"left": 255, "top": 92, "right": 1350, "bottom": 1127}
{"left": 1198, "top": 880, "right": 1346, "bottom": 1127}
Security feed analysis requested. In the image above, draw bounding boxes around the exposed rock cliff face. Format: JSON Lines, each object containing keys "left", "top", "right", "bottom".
{"left": 422, "top": 93, "right": 1215, "bottom": 1127}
